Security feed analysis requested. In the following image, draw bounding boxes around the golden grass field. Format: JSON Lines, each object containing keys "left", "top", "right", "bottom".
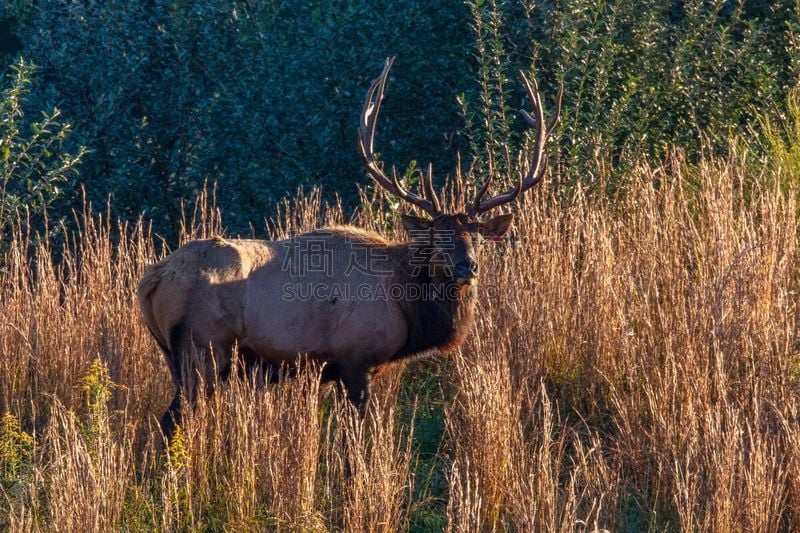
{"left": 2, "top": 145, "right": 800, "bottom": 531}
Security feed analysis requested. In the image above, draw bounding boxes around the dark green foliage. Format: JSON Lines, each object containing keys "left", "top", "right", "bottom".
{"left": 0, "top": 58, "right": 84, "bottom": 233}
{"left": 462, "top": 0, "right": 796, "bottom": 191}
{"left": 1, "top": 0, "right": 798, "bottom": 234}
{"left": 4, "top": 1, "right": 472, "bottom": 235}
{"left": 0, "top": 19, "right": 22, "bottom": 56}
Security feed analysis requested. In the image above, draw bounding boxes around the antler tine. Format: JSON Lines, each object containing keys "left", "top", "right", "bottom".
{"left": 357, "top": 57, "right": 438, "bottom": 217}
{"left": 547, "top": 82, "right": 564, "bottom": 136}
{"left": 422, "top": 163, "right": 442, "bottom": 215}
{"left": 468, "top": 148, "right": 495, "bottom": 216}
{"left": 358, "top": 59, "right": 389, "bottom": 160}
{"left": 517, "top": 71, "right": 548, "bottom": 188}
{"left": 469, "top": 71, "right": 562, "bottom": 215}
{"left": 389, "top": 167, "right": 410, "bottom": 200}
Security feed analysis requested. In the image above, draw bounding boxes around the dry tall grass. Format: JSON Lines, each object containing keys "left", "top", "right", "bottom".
{"left": 1, "top": 146, "right": 799, "bottom": 531}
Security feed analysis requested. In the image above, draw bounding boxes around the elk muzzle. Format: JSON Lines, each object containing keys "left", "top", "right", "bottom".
{"left": 454, "top": 258, "right": 479, "bottom": 285}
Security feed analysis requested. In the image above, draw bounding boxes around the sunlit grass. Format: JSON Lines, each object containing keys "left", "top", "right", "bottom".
{"left": 1, "top": 142, "right": 799, "bottom": 530}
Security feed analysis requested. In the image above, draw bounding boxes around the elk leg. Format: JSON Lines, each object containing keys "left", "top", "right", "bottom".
{"left": 339, "top": 367, "right": 373, "bottom": 417}
{"left": 159, "top": 373, "right": 185, "bottom": 441}
{"left": 157, "top": 321, "right": 189, "bottom": 439}
{"left": 237, "top": 348, "right": 286, "bottom": 384}
{"left": 160, "top": 391, "right": 182, "bottom": 440}
{"left": 189, "top": 339, "right": 234, "bottom": 407}
{"left": 334, "top": 366, "right": 374, "bottom": 478}
{"left": 160, "top": 321, "right": 229, "bottom": 439}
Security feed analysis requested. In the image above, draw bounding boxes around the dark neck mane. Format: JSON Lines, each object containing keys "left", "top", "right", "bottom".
{"left": 391, "top": 244, "right": 477, "bottom": 360}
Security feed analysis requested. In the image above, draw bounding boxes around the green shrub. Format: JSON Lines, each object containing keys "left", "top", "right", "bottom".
{"left": 1, "top": 1, "right": 797, "bottom": 232}
{"left": 0, "top": 411, "right": 34, "bottom": 489}
{"left": 461, "top": 0, "right": 794, "bottom": 193}
{"left": 6, "top": 1, "right": 471, "bottom": 235}
{"left": 0, "top": 58, "right": 84, "bottom": 234}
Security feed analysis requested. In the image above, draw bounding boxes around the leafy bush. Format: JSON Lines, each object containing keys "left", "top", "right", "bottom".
{"left": 461, "top": 0, "right": 796, "bottom": 191}
{"left": 1, "top": 0, "right": 797, "bottom": 233}
{"left": 5, "top": 1, "right": 471, "bottom": 235}
{"left": 0, "top": 412, "right": 33, "bottom": 490}
{"left": 0, "top": 58, "right": 84, "bottom": 234}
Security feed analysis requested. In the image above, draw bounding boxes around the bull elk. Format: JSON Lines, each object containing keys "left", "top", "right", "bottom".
{"left": 138, "top": 57, "right": 562, "bottom": 437}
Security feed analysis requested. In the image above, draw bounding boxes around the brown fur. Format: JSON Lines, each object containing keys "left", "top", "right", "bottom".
{"left": 139, "top": 217, "right": 503, "bottom": 436}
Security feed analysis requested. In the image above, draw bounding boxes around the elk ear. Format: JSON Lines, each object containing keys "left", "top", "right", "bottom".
{"left": 481, "top": 213, "right": 513, "bottom": 241}
{"left": 401, "top": 214, "right": 432, "bottom": 234}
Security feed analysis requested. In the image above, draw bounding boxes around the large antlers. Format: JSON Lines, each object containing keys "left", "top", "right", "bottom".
{"left": 358, "top": 57, "right": 442, "bottom": 217}
{"left": 359, "top": 58, "right": 561, "bottom": 218}
{"left": 468, "top": 71, "right": 563, "bottom": 216}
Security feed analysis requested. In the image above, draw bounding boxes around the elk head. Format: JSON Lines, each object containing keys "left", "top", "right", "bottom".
{"left": 358, "top": 57, "right": 562, "bottom": 287}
